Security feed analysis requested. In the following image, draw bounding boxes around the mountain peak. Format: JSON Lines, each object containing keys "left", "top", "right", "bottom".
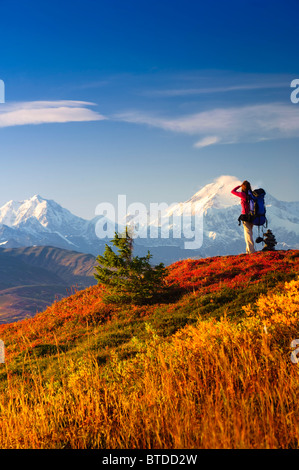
{"left": 30, "top": 194, "right": 46, "bottom": 202}
{"left": 187, "top": 175, "right": 242, "bottom": 210}
{"left": 0, "top": 194, "right": 79, "bottom": 231}
{"left": 213, "top": 175, "right": 241, "bottom": 187}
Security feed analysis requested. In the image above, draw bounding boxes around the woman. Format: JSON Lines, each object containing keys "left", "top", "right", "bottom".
{"left": 231, "top": 180, "right": 256, "bottom": 254}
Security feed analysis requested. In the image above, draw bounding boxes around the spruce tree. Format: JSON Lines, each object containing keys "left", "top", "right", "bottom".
{"left": 94, "top": 227, "right": 167, "bottom": 305}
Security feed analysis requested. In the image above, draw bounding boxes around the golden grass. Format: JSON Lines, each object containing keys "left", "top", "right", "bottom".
{"left": 0, "top": 279, "right": 298, "bottom": 449}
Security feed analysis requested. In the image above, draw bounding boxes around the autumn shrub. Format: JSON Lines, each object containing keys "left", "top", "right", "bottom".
{"left": 242, "top": 277, "right": 299, "bottom": 348}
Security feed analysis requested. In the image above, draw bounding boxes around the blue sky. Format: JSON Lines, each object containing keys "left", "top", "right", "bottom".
{"left": 0, "top": 0, "right": 298, "bottom": 219}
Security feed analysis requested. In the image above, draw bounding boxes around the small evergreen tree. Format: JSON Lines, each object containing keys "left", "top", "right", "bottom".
{"left": 94, "top": 227, "right": 167, "bottom": 305}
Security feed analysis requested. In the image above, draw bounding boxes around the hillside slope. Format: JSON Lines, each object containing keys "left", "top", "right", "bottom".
{"left": 0, "top": 246, "right": 97, "bottom": 323}
{"left": 0, "top": 249, "right": 298, "bottom": 449}
{"left": 1, "top": 249, "right": 298, "bottom": 362}
{"left": 1, "top": 245, "right": 97, "bottom": 284}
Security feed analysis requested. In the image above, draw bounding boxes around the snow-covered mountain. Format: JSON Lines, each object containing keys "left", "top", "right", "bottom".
{"left": 0, "top": 176, "right": 298, "bottom": 264}
{"left": 0, "top": 195, "right": 106, "bottom": 255}
{"left": 124, "top": 175, "right": 299, "bottom": 260}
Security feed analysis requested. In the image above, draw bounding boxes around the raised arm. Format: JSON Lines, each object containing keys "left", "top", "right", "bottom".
{"left": 231, "top": 185, "right": 247, "bottom": 201}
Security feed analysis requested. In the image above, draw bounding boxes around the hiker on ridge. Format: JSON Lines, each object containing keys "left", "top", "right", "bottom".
{"left": 231, "top": 181, "right": 256, "bottom": 254}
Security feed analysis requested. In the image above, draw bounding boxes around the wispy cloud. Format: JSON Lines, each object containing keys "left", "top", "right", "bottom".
{"left": 142, "top": 82, "right": 287, "bottom": 97}
{"left": 0, "top": 100, "right": 106, "bottom": 128}
{"left": 114, "top": 103, "right": 299, "bottom": 147}
{"left": 194, "top": 136, "right": 220, "bottom": 148}
{"left": 136, "top": 71, "right": 293, "bottom": 98}
{"left": 67, "top": 80, "right": 110, "bottom": 91}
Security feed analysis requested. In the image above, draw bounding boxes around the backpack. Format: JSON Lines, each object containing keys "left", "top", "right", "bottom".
{"left": 238, "top": 188, "right": 267, "bottom": 227}
{"left": 248, "top": 188, "right": 267, "bottom": 227}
